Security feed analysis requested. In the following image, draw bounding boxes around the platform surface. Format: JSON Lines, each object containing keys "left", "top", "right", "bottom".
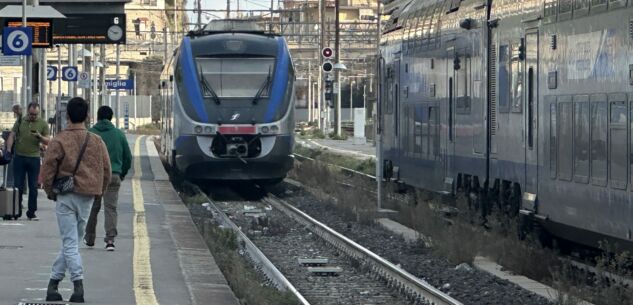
{"left": 0, "top": 135, "right": 239, "bottom": 305}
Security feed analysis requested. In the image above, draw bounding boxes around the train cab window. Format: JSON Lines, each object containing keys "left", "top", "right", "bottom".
{"left": 511, "top": 44, "right": 523, "bottom": 113}
{"left": 196, "top": 57, "right": 274, "bottom": 99}
{"left": 573, "top": 97, "right": 590, "bottom": 183}
{"left": 558, "top": 101, "right": 573, "bottom": 181}
{"left": 498, "top": 45, "right": 510, "bottom": 113}
{"left": 609, "top": 98, "right": 627, "bottom": 189}
{"left": 590, "top": 96, "right": 608, "bottom": 186}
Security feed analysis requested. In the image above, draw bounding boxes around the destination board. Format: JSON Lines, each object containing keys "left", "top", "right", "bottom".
{"left": 6, "top": 19, "right": 52, "bottom": 48}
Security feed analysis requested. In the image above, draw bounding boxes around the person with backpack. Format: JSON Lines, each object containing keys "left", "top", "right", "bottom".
{"left": 84, "top": 106, "right": 132, "bottom": 251}
{"left": 40, "top": 97, "right": 111, "bottom": 303}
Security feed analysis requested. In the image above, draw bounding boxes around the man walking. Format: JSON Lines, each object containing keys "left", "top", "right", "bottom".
{"left": 6, "top": 103, "right": 50, "bottom": 220}
{"left": 41, "top": 97, "right": 111, "bottom": 303}
{"left": 85, "top": 106, "right": 131, "bottom": 251}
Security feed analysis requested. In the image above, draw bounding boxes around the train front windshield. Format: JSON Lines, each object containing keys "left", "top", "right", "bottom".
{"left": 196, "top": 57, "right": 275, "bottom": 100}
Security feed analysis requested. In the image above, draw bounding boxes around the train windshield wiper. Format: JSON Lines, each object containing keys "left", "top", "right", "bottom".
{"left": 200, "top": 72, "right": 221, "bottom": 104}
{"left": 252, "top": 67, "right": 272, "bottom": 105}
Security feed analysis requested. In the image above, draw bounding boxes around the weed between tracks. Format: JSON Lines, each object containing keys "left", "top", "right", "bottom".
{"left": 294, "top": 143, "right": 375, "bottom": 176}
{"left": 177, "top": 185, "right": 299, "bottom": 305}
{"left": 290, "top": 155, "right": 633, "bottom": 305}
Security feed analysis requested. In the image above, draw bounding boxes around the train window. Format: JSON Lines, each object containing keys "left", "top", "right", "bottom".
{"left": 449, "top": 77, "right": 453, "bottom": 142}
{"left": 196, "top": 58, "right": 274, "bottom": 99}
{"left": 386, "top": 83, "right": 394, "bottom": 114}
{"left": 457, "top": 57, "right": 471, "bottom": 114}
{"left": 549, "top": 100, "right": 557, "bottom": 178}
{"left": 558, "top": 101, "right": 573, "bottom": 181}
{"left": 575, "top": 0, "right": 589, "bottom": 9}
{"left": 429, "top": 106, "right": 440, "bottom": 159}
{"left": 544, "top": 0, "right": 558, "bottom": 18}
{"left": 511, "top": 44, "right": 523, "bottom": 113}
{"left": 559, "top": 0, "right": 573, "bottom": 13}
{"left": 609, "top": 99, "right": 627, "bottom": 189}
{"left": 591, "top": 0, "right": 606, "bottom": 5}
{"left": 574, "top": 97, "right": 590, "bottom": 183}
{"left": 590, "top": 97, "right": 608, "bottom": 186}
{"left": 414, "top": 106, "right": 424, "bottom": 156}
{"left": 498, "top": 45, "right": 510, "bottom": 113}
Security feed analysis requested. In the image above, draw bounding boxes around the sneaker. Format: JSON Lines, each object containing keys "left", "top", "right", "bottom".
{"left": 83, "top": 238, "right": 94, "bottom": 247}
{"left": 27, "top": 214, "right": 38, "bottom": 221}
{"left": 105, "top": 242, "right": 115, "bottom": 251}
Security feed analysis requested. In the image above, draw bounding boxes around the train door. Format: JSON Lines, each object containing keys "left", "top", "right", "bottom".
{"left": 524, "top": 30, "right": 539, "bottom": 201}
{"left": 382, "top": 58, "right": 400, "bottom": 179}
{"left": 445, "top": 47, "right": 457, "bottom": 190}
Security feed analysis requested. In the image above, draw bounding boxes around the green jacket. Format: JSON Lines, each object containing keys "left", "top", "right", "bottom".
{"left": 89, "top": 120, "right": 132, "bottom": 179}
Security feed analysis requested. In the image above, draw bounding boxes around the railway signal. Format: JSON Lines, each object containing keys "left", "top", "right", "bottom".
{"left": 322, "top": 47, "right": 334, "bottom": 59}
{"left": 322, "top": 61, "right": 333, "bottom": 73}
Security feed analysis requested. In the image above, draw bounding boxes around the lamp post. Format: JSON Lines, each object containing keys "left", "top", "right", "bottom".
{"left": 333, "top": 62, "right": 347, "bottom": 136}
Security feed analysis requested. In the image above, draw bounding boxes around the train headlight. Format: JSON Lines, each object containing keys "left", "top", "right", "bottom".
{"left": 194, "top": 125, "right": 203, "bottom": 133}
{"left": 271, "top": 125, "right": 279, "bottom": 133}
{"left": 204, "top": 126, "right": 214, "bottom": 134}
{"left": 261, "top": 126, "right": 270, "bottom": 134}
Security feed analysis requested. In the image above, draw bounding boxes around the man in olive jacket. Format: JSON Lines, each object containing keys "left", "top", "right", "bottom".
{"left": 84, "top": 106, "right": 132, "bottom": 251}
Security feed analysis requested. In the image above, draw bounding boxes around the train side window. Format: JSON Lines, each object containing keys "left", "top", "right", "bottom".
{"left": 574, "top": 0, "right": 589, "bottom": 17}
{"left": 429, "top": 106, "right": 440, "bottom": 159}
{"left": 558, "top": 100, "right": 573, "bottom": 181}
{"left": 544, "top": 0, "right": 558, "bottom": 18}
{"left": 549, "top": 98, "right": 557, "bottom": 178}
{"left": 498, "top": 45, "right": 510, "bottom": 113}
{"left": 511, "top": 44, "right": 523, "bottom": 113}
{"left": 420, "top": 105, "right": 429, "bottom": 158}
{"left": 590, "top": 95, "right": 608, "bottom": 186}
{"left": 609, "top": 97, "right": 627, "bottom": 189}
{"left": 573, "top": 96, "right": 590, "bottom": 183}
{"left": 386, "top": 82, "right": 393, "bottom": 114}
{"left": 414, "top": 105, "right": 424, "bottom": 156}
{"left": 559, "top": 0, "right": 573, "bottom": 13}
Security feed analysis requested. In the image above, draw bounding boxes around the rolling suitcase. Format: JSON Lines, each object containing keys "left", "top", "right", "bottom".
{"left": 0, "top": 162, "right": 20, "bottom": 220}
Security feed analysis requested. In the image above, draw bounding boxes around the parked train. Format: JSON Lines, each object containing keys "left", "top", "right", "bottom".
{"left": 380, "top": 0, "right": 633, "bottom": 250}
{"left": 160, "top": 20, "right": 295, "bottom": 184}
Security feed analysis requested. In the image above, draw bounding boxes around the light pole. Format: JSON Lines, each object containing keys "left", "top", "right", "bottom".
{"left": 349, "top": 79, "right": 355, "bottom": 123}
{"left": 333, "top": 62, "right": 347, "bottom": 136}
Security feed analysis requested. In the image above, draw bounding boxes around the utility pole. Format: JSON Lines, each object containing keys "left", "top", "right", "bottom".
{"left": 334, "top": 0, "right": 341, "bottom": 136}
{"left": 226, "top": 0, "right": 230, "bottom": 18}
{"left": 319, "top": 0, "right": 325, "bottom": 131}
{"left": 100, "top": 44, "right": 106, "bottom": 108}
{"left": 115, "top": 44, "right": 120, "bottom": 128}
{"left": 308, "top": 61, "right": 312, "bottom": 122}
{"left": 269, "top": 0, "right": 273, "bottom": 32}
{"left": 21, "top": 0, "right": 28, "bottom": 108}
{"left": 376, "top": 0, "right": 383, "bottom": 209}
{"left": 197, "top": 0, "right": 202, "bottom": 29}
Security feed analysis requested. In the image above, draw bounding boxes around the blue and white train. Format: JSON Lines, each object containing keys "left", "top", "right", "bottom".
{"left": 160, "top": 20, "right": 295, "bottom": 184}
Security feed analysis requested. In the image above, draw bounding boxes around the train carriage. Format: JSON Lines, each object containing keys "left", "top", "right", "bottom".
{"left": 160, "top": 20, "right": 295, "bottom": 184}
{"left": 380, "top": 0, "right": 633, "bottom": 250}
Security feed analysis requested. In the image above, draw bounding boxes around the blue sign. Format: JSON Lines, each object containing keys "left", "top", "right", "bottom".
{"left": 105, "top": 79, "right": 133, "bottom": 90}
{"left": 47, "top": 66, "right": 57, "bottom": 81}
{"left": 2, "top": 27, "right": 32, "bottom": 56}
{"left": 62, "top": 66, "right": 78, "bottom": 81}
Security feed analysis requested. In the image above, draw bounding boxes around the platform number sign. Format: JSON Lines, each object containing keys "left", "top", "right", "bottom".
{"left": 2, "top": 27, "right": 32, "bottom": 56}
{"left": 62, "top": 66, "right": 78, "bottom": 82}
{"left": 47, "top": 66, "right": 57, "bottom": 81}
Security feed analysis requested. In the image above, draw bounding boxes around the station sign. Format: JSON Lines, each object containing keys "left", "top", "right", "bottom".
{"left": 105, "top": 79, "right": 133, "bottom": 90}
{"left": 78, "top": 71, "right": 91, "bottom": 88}
{"left": 2, "top": 26, "right": 32, "bottom": 56}
{"left": 6, "top": 19, "right": 52, "bottom": 48}
{"left": 62, "top": 66, "right": 78, "bottom": 82}
{"left": 47, "top": 66, "right": 57, "bottom": 81}
{"left": 52, "top": 14, "right": 125, "bottom": 44}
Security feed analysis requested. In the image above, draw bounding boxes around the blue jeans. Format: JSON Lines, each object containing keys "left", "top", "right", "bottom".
{"left": 13, "top": 154, "right": 40, "bottom": 216}
{"left": 50, "top": 193, "right": 93, "bottom": 282}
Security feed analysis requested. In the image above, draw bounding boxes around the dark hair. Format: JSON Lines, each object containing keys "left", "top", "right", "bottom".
{"left": 67, "top": 97, "right": 89, "bottom": 123}
{"left": 97, "top": 106, "right": 114, "bottom": 121}
{"left": 27, "top": 102, "right": 40, "bottom": 110}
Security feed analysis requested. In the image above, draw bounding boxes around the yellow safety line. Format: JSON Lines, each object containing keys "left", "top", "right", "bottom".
{"left": 132, "top": 135, "right": 160, "bottom": 305}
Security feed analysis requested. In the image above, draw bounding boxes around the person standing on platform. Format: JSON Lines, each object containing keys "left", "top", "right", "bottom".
{"left": 6, "top": 103, "right": 50, "bottom": 220}
{"left": 84, "top": 106, "right": 131, "bottom": 251}
{"left": 41, "top": 97, "right": 111, "bottom": 303}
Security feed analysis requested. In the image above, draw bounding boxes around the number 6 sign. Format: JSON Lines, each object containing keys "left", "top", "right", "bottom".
{"left": 2, "top": 27, "right": 32, "bottom": 56}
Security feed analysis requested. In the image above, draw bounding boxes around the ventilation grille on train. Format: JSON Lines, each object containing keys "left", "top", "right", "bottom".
{"left": 489, "top": 46, "right": 497, "bottom": 135}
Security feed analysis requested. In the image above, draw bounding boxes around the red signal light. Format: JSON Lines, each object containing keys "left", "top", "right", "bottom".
{"left": 322, "top": 47, "right": 334, "bottom": 58}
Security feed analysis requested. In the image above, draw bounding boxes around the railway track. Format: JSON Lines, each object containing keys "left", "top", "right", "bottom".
{"left": 194, "top": 184, "right": 462, "bottom": 305}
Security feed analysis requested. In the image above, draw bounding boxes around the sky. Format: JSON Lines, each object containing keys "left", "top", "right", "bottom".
{"left": 187, "top": 0, "right": 279, "bottom": 25}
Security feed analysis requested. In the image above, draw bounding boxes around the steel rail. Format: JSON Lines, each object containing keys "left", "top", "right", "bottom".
{"left": 199, "top": 192, "right": 311, "bottom": 305}
{"left": 264, "top": 195, "right": 464, "bottom": 305}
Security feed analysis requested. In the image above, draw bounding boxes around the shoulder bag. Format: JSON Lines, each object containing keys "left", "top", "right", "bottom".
{"left": 52, "top": 133, "right": 90, "bottom": 195}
